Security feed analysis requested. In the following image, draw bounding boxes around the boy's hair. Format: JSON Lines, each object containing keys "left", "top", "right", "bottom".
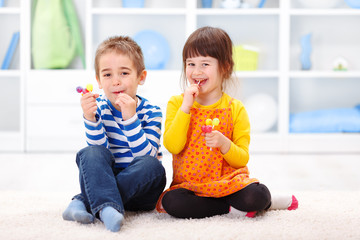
{"left": 182, "top": 26, "right": 234, "bottom": 90}
{"left": 94, "top": 36, "right": 145, "bottom": 78}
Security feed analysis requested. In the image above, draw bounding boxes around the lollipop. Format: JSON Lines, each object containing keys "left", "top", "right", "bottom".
{"left": 212, "top": 118, "right": 220, "bottom": 128}
{"left": 201, "top": 118, "right": 221, "bottom": 151}
{"left": 201, "top": 118, "right": 213, "bottom": 133}
{"left": 76, "top": 84, "right": 93, "bottom": 95}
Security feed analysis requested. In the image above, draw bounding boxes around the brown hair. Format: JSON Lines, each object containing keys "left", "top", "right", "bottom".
{"left": 181, "top": 26, "right": 234, "bottom": 90}
{"left": 94, "top": 36, "right": 145, "bottom": 78}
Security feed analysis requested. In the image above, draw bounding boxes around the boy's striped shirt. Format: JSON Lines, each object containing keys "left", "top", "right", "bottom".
{"left": 84, "top": 94, "right": 162, "bottom": 168}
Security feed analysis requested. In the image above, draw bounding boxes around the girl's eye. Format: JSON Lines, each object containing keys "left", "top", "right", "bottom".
{"left": 121, "top": 72, "right": 129, "bottom": 76}
{"left": 187, "top": 63, "right": 195, "bottom": 67}
{"left": 202, "top": 63, "right": 209, "bottom": 67}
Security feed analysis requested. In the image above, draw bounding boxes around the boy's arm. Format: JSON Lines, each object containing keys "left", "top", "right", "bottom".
{"left": 122, "top": 106, "right": 162, "bottom": 158}
{"left": 84, "top": 111, "right": 109, "bottom": 148}
{"left": 222, "top": 102, "right": 251, "bottom": 168}
{"left": 163, "top": 96, "right": 191, "bottom": 154}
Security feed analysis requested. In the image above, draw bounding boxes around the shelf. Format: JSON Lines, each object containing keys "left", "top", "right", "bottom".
{"left": 289, "top": 71, "right": 360, "bottom": 78}
{"left": 0, "top": 70, "right": 21, "bottom": 77}
{"left": 196, "top": 8, "right": 280, "bottom": 15}
{"left": 290, "top": 9, "right": 360, "bottom": 15}
{"left": 0, "top": 131, "right": 23, "bottom": 151}
{"left": 0, "top": 8, "right": 21, "bottom": 14}
{"left": 1, "top": 0, "right": 360, "bottom": 153}
{"left": 91, "top": 8, "right": 187, "bottom": 15}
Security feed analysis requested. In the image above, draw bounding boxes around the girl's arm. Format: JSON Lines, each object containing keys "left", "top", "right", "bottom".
{"left": 222, "top": 102, "right": 251, "bottom": 168}
{"left": 163, "top": 95, "right": 191, "bottom": 154}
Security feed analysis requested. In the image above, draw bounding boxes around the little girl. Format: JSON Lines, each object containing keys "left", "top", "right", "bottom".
{"left": 156, "top": 26, "right": 297, "bottom": 218}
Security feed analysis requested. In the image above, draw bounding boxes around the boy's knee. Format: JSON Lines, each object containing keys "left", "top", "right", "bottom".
{"left": 133, "top": 155, "right": 165, "bottom": 174}
{"left": 76, "top": 145, "right": 113, "bottom": 166}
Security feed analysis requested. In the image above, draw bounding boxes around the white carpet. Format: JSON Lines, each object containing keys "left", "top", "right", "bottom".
{"left": 1, "top": 191, "right": 360, "bottom": 240}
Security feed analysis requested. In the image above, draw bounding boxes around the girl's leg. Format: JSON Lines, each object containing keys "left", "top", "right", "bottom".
{"left": 162, "top": 188, "right": 229, "bottom": 219}
{"left": 225, "top": 183, "right": 271, "bottom": 213}
{"left": 76, "top": 145, "right": 124, "bottom": 231}
{"left": 269, "top": 194, "right": 298, "bottom": 210}
{"left": 115, "top": 155, "right": 166, "bottom": 211}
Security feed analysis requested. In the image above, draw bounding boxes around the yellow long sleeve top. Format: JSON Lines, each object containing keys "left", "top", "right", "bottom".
{"left": 163, "top": 93, "right": 251, "bottom": 168}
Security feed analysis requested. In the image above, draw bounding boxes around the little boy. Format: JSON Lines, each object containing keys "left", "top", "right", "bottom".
{"left": 62, "top": 36, "right": 166, "bottom": 232}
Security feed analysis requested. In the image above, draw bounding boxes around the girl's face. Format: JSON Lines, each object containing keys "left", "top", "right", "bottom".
{"left": 185, "top": 55, "right": 222, "bottom": 96}
{"left": 96, "top": 52, "right": 146, "bottom": 106}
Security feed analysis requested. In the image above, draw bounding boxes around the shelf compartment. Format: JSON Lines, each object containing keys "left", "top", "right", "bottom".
{"left": 92, "top": 14, "right": 185, "bottom": 70}
{"left": 290, "top": 77, "right": 360, "bottom": 113}
{"left": 0, "top": 14, "right": 20, "bottom": 70}
{"left": 198, "top": 0, "right": 280, "bottom": 9}
{"left": 26, "top": 104, "right": 85, "bottom": 151}
{"left": 290, "top": 15, "right": 360, "bottom": 71}
{"left": 27, "top": 70, "right": 95, "bottom": 104}
{"left": 197, "top": 14, "right": 279, "bottom": 71}
{"left": 0, "top": 76, "right": 21, "bottom": 131}
{"left": 227, "top": 77, "right": 279, "bottom": 133}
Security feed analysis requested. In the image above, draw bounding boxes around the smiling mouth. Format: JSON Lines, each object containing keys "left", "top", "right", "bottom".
{"left": 195, "top": 79, "right": 207, "bottom": 86}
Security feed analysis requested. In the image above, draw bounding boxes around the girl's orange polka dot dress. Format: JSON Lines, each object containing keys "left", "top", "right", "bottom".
{"left": 156, "top": 100, "right": 258, "bottom": 212}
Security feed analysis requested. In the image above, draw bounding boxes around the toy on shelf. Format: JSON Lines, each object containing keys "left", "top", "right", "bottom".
{"left": 300, "top": 33, "right": 312, "bottom": 70}
{"left": 201, "top": 0, "right": 213, "bottom": 8}
{"left": 344, "top": 0, "right": 360, "bottom": 8}
{"left": 133, "top": 30, "right": 170, "bottom": 70}
{"left": 333, "top": 57, "right": 348, "bottom": 71}
{"left": 1, "top": 32, "right": 20, "bottom": 70}
{"left": 122, "top": 0, "right": 144, "bottom": 8}
{"left": 233, "top": 45, "right": 259, "bottom": 71}
{"left": 244, "top": 93, "right": 277, "bottom": 132}
{"left": 220, "top": 0, "right": 241, "bottom": 8}
{"left": 76, "top": 84, "right": 93, "bottom": 95}
{"left": 297, "top": 0, "right": 340, "bottom": 8}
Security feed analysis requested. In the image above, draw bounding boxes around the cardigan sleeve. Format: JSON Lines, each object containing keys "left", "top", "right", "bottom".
{"left": 163, "top": 95, "right": 191, "bottom": 154}
{"left": 222, "top": 99, "right": 251, "bottom": 168}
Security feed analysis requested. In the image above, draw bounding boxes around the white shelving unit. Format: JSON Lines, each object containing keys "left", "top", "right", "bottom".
{"left": 0, "top": 0, "right": 359, "bottom": 153}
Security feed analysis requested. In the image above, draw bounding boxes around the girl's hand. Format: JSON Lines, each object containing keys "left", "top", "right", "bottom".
{"left": 81, "top": 92, "right": 99, "bottom": 122}
{"left": 115, "top": 93, "right": 137, "bottom": 121}
{"left": 181, "top": 83, "right": 199, "bottom": 114}
{"left": 204, "top": 130, "right": 231, "bottom": 154}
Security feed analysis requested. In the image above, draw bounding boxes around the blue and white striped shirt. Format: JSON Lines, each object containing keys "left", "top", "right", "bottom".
{"left": 84, "top": 94, "right": 162, "bottom": 168}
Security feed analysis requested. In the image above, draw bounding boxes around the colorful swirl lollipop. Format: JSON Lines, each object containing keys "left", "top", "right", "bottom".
{"left": 76, "top": 84, "right": 93, "bottom": 95}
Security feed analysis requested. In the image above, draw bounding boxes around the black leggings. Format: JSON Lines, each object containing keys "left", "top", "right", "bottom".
{"left": 162, "top": 183, "right": 271, "bottom": 219}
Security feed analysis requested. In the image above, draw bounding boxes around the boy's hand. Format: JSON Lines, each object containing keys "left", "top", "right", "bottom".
{"left": 204, "top": 130, "right": 231, "bottom": 154}
{"left": 81, "top": 93, "right": 99, "bottom": 122}
{"left": 181, "top": 84, "right": 199, "bottom": 114}
{"left": 115, "top": 93, "right": 137, "bottom": 121}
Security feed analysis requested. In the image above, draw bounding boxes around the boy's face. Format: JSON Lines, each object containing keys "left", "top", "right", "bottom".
{"left": 96, "top": 52, "right": 146, "bottom": 108}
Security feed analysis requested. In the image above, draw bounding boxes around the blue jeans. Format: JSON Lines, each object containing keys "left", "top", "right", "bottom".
{"left": 73, "top": 145, "right": 166, "bottom": 217}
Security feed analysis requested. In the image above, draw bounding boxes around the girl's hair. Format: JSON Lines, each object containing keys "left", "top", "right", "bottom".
{"left": 181, "top": 26, "right": 235, "bottom": 91}
{"left": 94, "top": 36, "right": 145, "bottom": 78}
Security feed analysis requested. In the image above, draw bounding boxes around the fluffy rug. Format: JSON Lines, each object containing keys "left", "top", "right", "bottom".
{"left": 1, "top": 191, "right": 360, "bottom": 240}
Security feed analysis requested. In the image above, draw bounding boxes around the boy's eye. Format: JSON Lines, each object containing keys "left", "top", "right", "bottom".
{"left": 121, "top": 72, "right": 129, "bottom": 76}
{"left": 103, "top": 73, "right": 111, "bottom": 77}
